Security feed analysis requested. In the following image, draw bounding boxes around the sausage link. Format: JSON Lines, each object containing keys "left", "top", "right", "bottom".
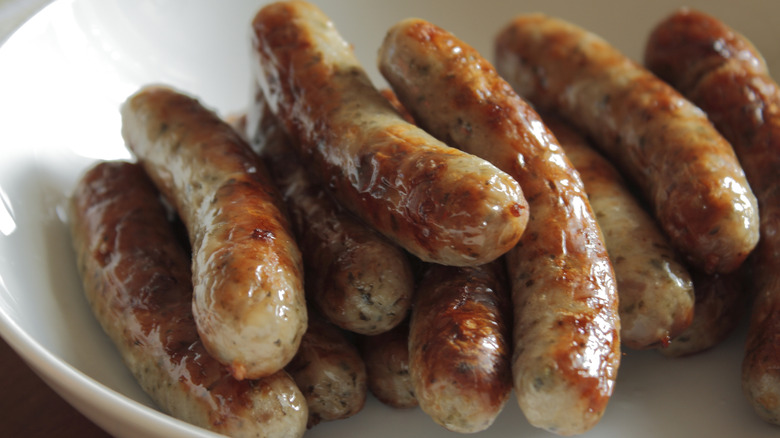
{"left": 408, "top": 261, "right": 512, "bottom": 433}
{"left": 239, "top": 87, "right": 414, "bottom": 335}
{"left": 495, "top": 13, "right": 759, "bottom": 275}
{"left": 69, "top": 161, "right": 308, "bottom": 437}
{"left": 285, "top": 311, "right": 367, "bottom": 427}
{"left": 659, "top": 269, "right": 745, "bottom": 357}
{"left": 543, "top": 116, "right": 695, "bottom": 349}
{"left": 379, "top": 19, "right": 619, "bottom": 434}
{"left": 121, "top": 85, "right": 306, "bottom": 380}
{"left": 251, "top": 0, "right": 529, "bottom": 267}
{"left": 644, "top": 8, "right": 768, "bottom": 98}
{"left": 644, "top": 8, "right": 780, "bottom": 423}
{"left": 357, "top": 320, "right": 418, "bottom": 409}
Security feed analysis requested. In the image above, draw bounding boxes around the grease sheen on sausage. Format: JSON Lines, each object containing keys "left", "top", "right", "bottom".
{"left": 495, "top": 13, "right": 759, "bottom": 275}
{"left": 544, "top": 116, "right": 695, "bottom": 350}
{"left": 645, "top": 8, "right": 780, "bottom": 423}
{"left": 240, "top": 87, "right": 414, "bottom": 335}
{"left": 251, "top": 0, "right": 529, "bottom": 267}
{"left": 121, "top": 85, "right": 306, "bottom": 380}
{"left": 69, "top": 161, "right": 308, "bottom": 438}
{"left": 379, "top": 19, "right": 619, "bottom": 435}
{"left": 409, "top": 261, "right": 512, "bottom": 433}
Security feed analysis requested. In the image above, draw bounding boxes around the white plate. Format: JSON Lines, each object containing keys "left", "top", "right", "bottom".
{"left": 0, "top": 1, "right": 778, "bottom": 437}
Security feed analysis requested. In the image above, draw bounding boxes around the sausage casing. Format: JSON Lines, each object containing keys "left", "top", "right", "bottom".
{"left": 544, "top": 116, "right": 695, "bottom": 350}
{"left": 379, "top": 18, "right": 619, "bottom": 434}
{"left": 251, "top": 0, "right": 529, "bottom": 267}
{"left": 495, "top": 13, "right": 759, "bottom": 274}
{"left": 69, "top": 161, "right": 308, "bottom": 438}
{"left": 645, "top": 8, "right": 780, "bottom": 423}
{"left": 408, "top": 261, "right": 512, "bottom": 433}
{"left": 121, "top": 85, "right": 306, "bottom": 380}
{"left": 240, "top": 87, "right": 414, "bottom": 335}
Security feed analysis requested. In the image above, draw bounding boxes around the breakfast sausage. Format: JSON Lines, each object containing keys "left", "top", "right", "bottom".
{"left": 543, "top": 116, "right": 695, "bottom": 350}
{"left": 495, "top": 13, "right": 760, "bottom": 274}
{"left": 357, "top": 320, "right": 418, "bottom": 409}
{"left": 121, "top": 85, "right": 306, "bottom": 380}
{"left": 68, "top": 161, "right": 308, "bottom": 438}
{"left": 239, "top": 87, "right": 414, "bottom": 335}
{"left": 379, "top": 18, "right": 620, "bottom": 435}
{"left": 285, "top": 311, "right": 367, "bottom": 427}
{"left": 251, "top": 0, "right": 529, "bottom": 267}
{"left": 659, "top": 269, "right": 744, "bottom": 357}
{"left": 644, "top": 8, "right": 780, "bottom": 423}
{"left": 408, "top": 261, "right": 512, "bottom": 433}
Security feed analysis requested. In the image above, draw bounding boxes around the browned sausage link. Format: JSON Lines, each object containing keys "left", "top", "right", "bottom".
{"left": 121, "top": 85, "right": 306, "bottom": 380}
{"left": 645, "top": 8, "right": 780, "bottom": 423}
{"left": 659, "top": 269, "right": 745, "bottom": 357}
{"left": 241, "top": 87, "right": 414, "bottom": 335}
{"left": 643, "top": 8, "right": 768, "bottom": 97}
{"left": 68, "top": 161, "right": 308, "bottom": 438}
{"left": 378, "top": 19, "right": 619, "bottom": 434}
{"left": 356, "top": 320, "right": 417, "bottom": 409}
{"left": 543, "top": 116, "right": 695, "bottom": 350}
{"left": 495, "top": 13, "right": 759, "bottom": 275}
{"left": 285, "top": 311, "right": 367, "bottom": 428}
{"left": 251, "top": 0, "right": 529, "bottom": 267}
{"left": 408, "top": 261, "right": 512, "bottom": 433}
